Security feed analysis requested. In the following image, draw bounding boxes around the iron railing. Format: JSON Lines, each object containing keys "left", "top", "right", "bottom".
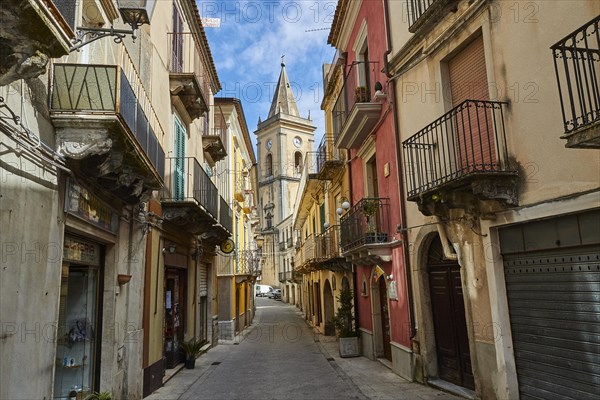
{"left": 219, "top": 196, "right": 233, "bottom": 233}
{"left": 402, "top": 100, "right": 513, "bottom": 199}
{"left": 332, "top": 61, "right": 379, "bottom": 142}
{"left": 162, "top": 157, "right": 218, "bottom": 217}
{"left": 295, "top": 234, "right": 317, "bottom": 269}
{"left": 236, "top": 250, "right": 261, "bottom": 276}
{"left": 316, "top": 225, "right": 343, "bottom": 259}
{"left": 167, "top": 32, "right": 211, "bottom": 105}
{"left": 287, "top": 237, "right": 294, "bottom": 248}
{"left": 551, "top": 16, "right": 600, "bottom": 134}
{"left": 407, "top": 0, "right": 451, "bottom": 33}
{"left": 278, "top": 270, "right": 291, "bottom": 282}
{"left": 51, "top": 62, "right": 165, "bottom": 179}
{"left": 340, "top": 198, "right": 391, "bottom": 252}
{"left": 316, "top": 134, "right": 343, "bottom": 176}
{"left": 279, "top": 242, "right": 286, "bottom": 252}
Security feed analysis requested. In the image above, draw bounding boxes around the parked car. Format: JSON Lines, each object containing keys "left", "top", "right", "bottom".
{"left": 268, "top": 289, "right": 281, "bottom": 300}
{"left": 255, "top": 284, "right": 273, "bottom": 297}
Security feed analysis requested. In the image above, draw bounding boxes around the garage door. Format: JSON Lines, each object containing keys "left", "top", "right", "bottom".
{"left": 499, "top": 210, "right": 600, "bottom": 400}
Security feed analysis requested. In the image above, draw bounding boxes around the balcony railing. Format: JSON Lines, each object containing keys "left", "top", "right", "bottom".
{"left": 551, "top": 16, "right": 600, "bottom": 139}
{"left": 279, "top": 242, "right": 286, "bottom": 252}
{"left": 316, "top": 134, "right": 344, "bottom": 180}
{"left": 278, "top": 270, "right": 292, "bottom": 282}
{"left": 220, "top": 196, "right": 233, "bottom": 233}
{"left": 51, "top": 61, "right": 165, "bottom": 179}
{"left": 316, "top": 225, "right": 343, "bottom": 260}
{"left": 236, "top": 250, "right": 261, "bottom": 276}
{"left": 162, "top": 157, "right": 218, "bottom": 217}
{"left": 168, "top": 32, "right": 210, "bottom": 117}
{"left": 407, "top": 0, "right": 453, "bottom": 33}
{"left": 295, "top": 234, "right": 317, "bottom": 270}
{"left": 332, "top": 61, "right": 379, "bottom": 141}
{"left": 402, "top": 100, "right": 515, "bottom": 200}
{"left": 340, "top": 198, "right": 391, "bottom": 252}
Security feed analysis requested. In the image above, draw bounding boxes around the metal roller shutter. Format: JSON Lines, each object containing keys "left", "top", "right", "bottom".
{"left": 199, "top": 263, "right": 208, "bottom": 297}
{"left": 500, "top": 211, "right": 600, "bottom": 400}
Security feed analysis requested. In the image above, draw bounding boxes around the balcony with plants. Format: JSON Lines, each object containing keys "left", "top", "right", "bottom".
{"left": 50, "top": 49, "right": 165, "bottom": 204}
{"left": 551, "top": 15, "right": 600, "bottom": 148}
{"left": 168, "top": 32, "right": 210, "bottom": 120}
{"left": 402, "top": 100, "right": 518, "bottom": 215}
{"left": 340, "top": 198, "right": 393, "bottom": 265}
{"left": 332, "top": 61, "right": 382, "bottom": 150}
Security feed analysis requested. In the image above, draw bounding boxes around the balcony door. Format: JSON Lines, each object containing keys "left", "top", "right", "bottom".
{"left": 447, "top": 35, "right": 496, "bottom": 173}
{"left": 174, "top": 116, "right": 186, "bottom": 200}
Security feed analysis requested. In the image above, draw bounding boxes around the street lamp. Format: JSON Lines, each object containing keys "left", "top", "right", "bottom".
{"left": 70, "top": 0, "right": 152, "bottom": 52}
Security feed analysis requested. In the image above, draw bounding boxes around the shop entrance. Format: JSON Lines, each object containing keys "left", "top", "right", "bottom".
{"left": 54, "top": 237, "right": 103, "bottom": 399}
{"left": 164, "top": 267, "right": 186, "bottom": 369}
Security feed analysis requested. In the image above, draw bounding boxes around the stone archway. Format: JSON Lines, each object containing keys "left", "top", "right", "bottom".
{"left": 323, "top": 279, "right": 335, "bottom": 336}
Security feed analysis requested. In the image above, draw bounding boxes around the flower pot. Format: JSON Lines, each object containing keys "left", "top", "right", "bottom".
{"left": 338, "top": 337, "right": 360, "bottom": 358}
{"left": 185, "top": 357, "right": 195, "bottom": 369}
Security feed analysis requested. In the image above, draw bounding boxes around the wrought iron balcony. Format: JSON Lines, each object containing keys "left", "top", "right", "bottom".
{"left": 314, "top": 226, "right": 350, "bottom": 272}
{"left": 316, "top": 134, "right": 344, "bottom": 180}
{"left": 333, "top": 61, "right": 382, "bottom": 150}
{"left": 340, "top": 198, "right": 391, "bottom": 253}
{"left": 236, "top": 250, "right": 261, "bottom": 277}
{"left": 407, "top": 0, "right": 457, "bottom": 34}
{"left": 278, "top": 271, "right": 292, "bottom": 282}
{"left": 219, "top": 196, "right": 233, "bottom": 234}
{"left": 50, "top": 55, "right": 165, "bottom": 204}
{"left": 168, "top": 32, "right": 210, "bottom": 120}
{"left": 294, "top": 234, "right": 318, "bottom": 272}
{"left": 402, "top": 100, "right": 517, "bottom": 207}
{"left": 551, "top": 16, "right": 600, "bottom": 148}
{"left": 279, "top": 242, "right": 287, "bottom": 252}
{"left": 204, "top": 105, "right": 228, "bottom": 165}
{"left": 161, "top": 157, "right": 218, "bottom": 233}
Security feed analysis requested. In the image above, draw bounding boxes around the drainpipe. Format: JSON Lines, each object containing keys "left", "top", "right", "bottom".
{"left": 435, "top": 216, "right": 460, "bottom": 261}
{"left": 382, "top": 0, "right": 417, "bottom": 341}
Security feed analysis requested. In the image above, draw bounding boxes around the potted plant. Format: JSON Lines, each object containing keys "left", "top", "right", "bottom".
{"left": 333, "top": 288, "right": 360, "bottom": 358}
{"left": 180, "top": 338, "right": 204, "bottom": 369}
{"left": 361, "top": 200, "right": 384, "bottom": 243}
{"left": 354, "top": 86, "right": 369, "bottom": 103}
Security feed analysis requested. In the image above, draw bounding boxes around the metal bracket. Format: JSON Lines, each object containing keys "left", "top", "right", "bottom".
{"left": 70, "top": 26, "right": 137, "bottom": 52}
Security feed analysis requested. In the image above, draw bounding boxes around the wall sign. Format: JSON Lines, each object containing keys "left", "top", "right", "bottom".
{"left": 65, "top": 178, "right": 119, "bottom": 234}
{"left": 63, "top": 237, "right": 101, "bottom": 266}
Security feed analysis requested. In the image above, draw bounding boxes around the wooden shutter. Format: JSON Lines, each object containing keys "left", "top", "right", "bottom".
{"left": 448, "top": 36, "right": 496, "bottom": 172}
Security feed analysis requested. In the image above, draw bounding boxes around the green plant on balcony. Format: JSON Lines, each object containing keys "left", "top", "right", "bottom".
{"left": 354, "top": 86, "right": 369, "bottom": 103}
{"left": 362, "top": 200, "right": 379, "bottom": 233}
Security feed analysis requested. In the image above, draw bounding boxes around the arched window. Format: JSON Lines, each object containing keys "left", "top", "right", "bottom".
{"left": 266, "top": 153, "right": 273, "bottom": 177}
{"left": 294, "top": 152, "right": 303, "bottom": 174}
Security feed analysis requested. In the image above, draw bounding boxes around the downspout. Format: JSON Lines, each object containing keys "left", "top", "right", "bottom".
{"left": 382, "top": 0, "right": 417, "bottom": 341}
{"left": 346, "top": 149, "right": 359, "bottom": 333}
{"left": 435, "top": 216, "right": 460, "bottom": 261}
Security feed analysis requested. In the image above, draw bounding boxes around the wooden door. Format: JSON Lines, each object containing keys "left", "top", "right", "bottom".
{"left": 428, "top": 237, "right": 474, "bottom": 389}
{"left": 379, "top": 278, "right": 392, "bottom": 361}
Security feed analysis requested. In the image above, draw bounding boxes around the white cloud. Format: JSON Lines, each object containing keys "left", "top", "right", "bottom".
{"left": 203, "top": 0, "right": 337, "bottom": 149}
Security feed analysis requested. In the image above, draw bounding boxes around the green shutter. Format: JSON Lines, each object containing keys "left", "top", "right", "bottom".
{"left": 174, "top": 116, "right": 186, "bottom": 200}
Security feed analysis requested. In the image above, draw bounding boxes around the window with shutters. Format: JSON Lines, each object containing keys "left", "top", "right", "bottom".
{"left": 172, "top": 2, "right": 184, "bottom": 73}
{"left": 174, "top": 115, "right": 186, "bottom": 200}
{"left": 446, "top": 35, "right": 495, "bottom": 173}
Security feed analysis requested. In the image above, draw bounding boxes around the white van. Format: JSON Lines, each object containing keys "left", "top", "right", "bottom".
{"left": 255, "top": 284, "right": 273, "bottom": 297}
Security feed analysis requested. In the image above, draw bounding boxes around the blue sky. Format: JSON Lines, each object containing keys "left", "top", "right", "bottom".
{"left": 200, "top": 1, "right": 337, "bottom": 151}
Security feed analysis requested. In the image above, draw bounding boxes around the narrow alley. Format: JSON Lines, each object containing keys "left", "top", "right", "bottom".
{"left": 147, "top": 298, "right": 459, "bottom": 400}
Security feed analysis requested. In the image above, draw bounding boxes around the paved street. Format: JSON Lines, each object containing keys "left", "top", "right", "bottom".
{"left": 147, "top": 298, "right": 459, "bottom": 400}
